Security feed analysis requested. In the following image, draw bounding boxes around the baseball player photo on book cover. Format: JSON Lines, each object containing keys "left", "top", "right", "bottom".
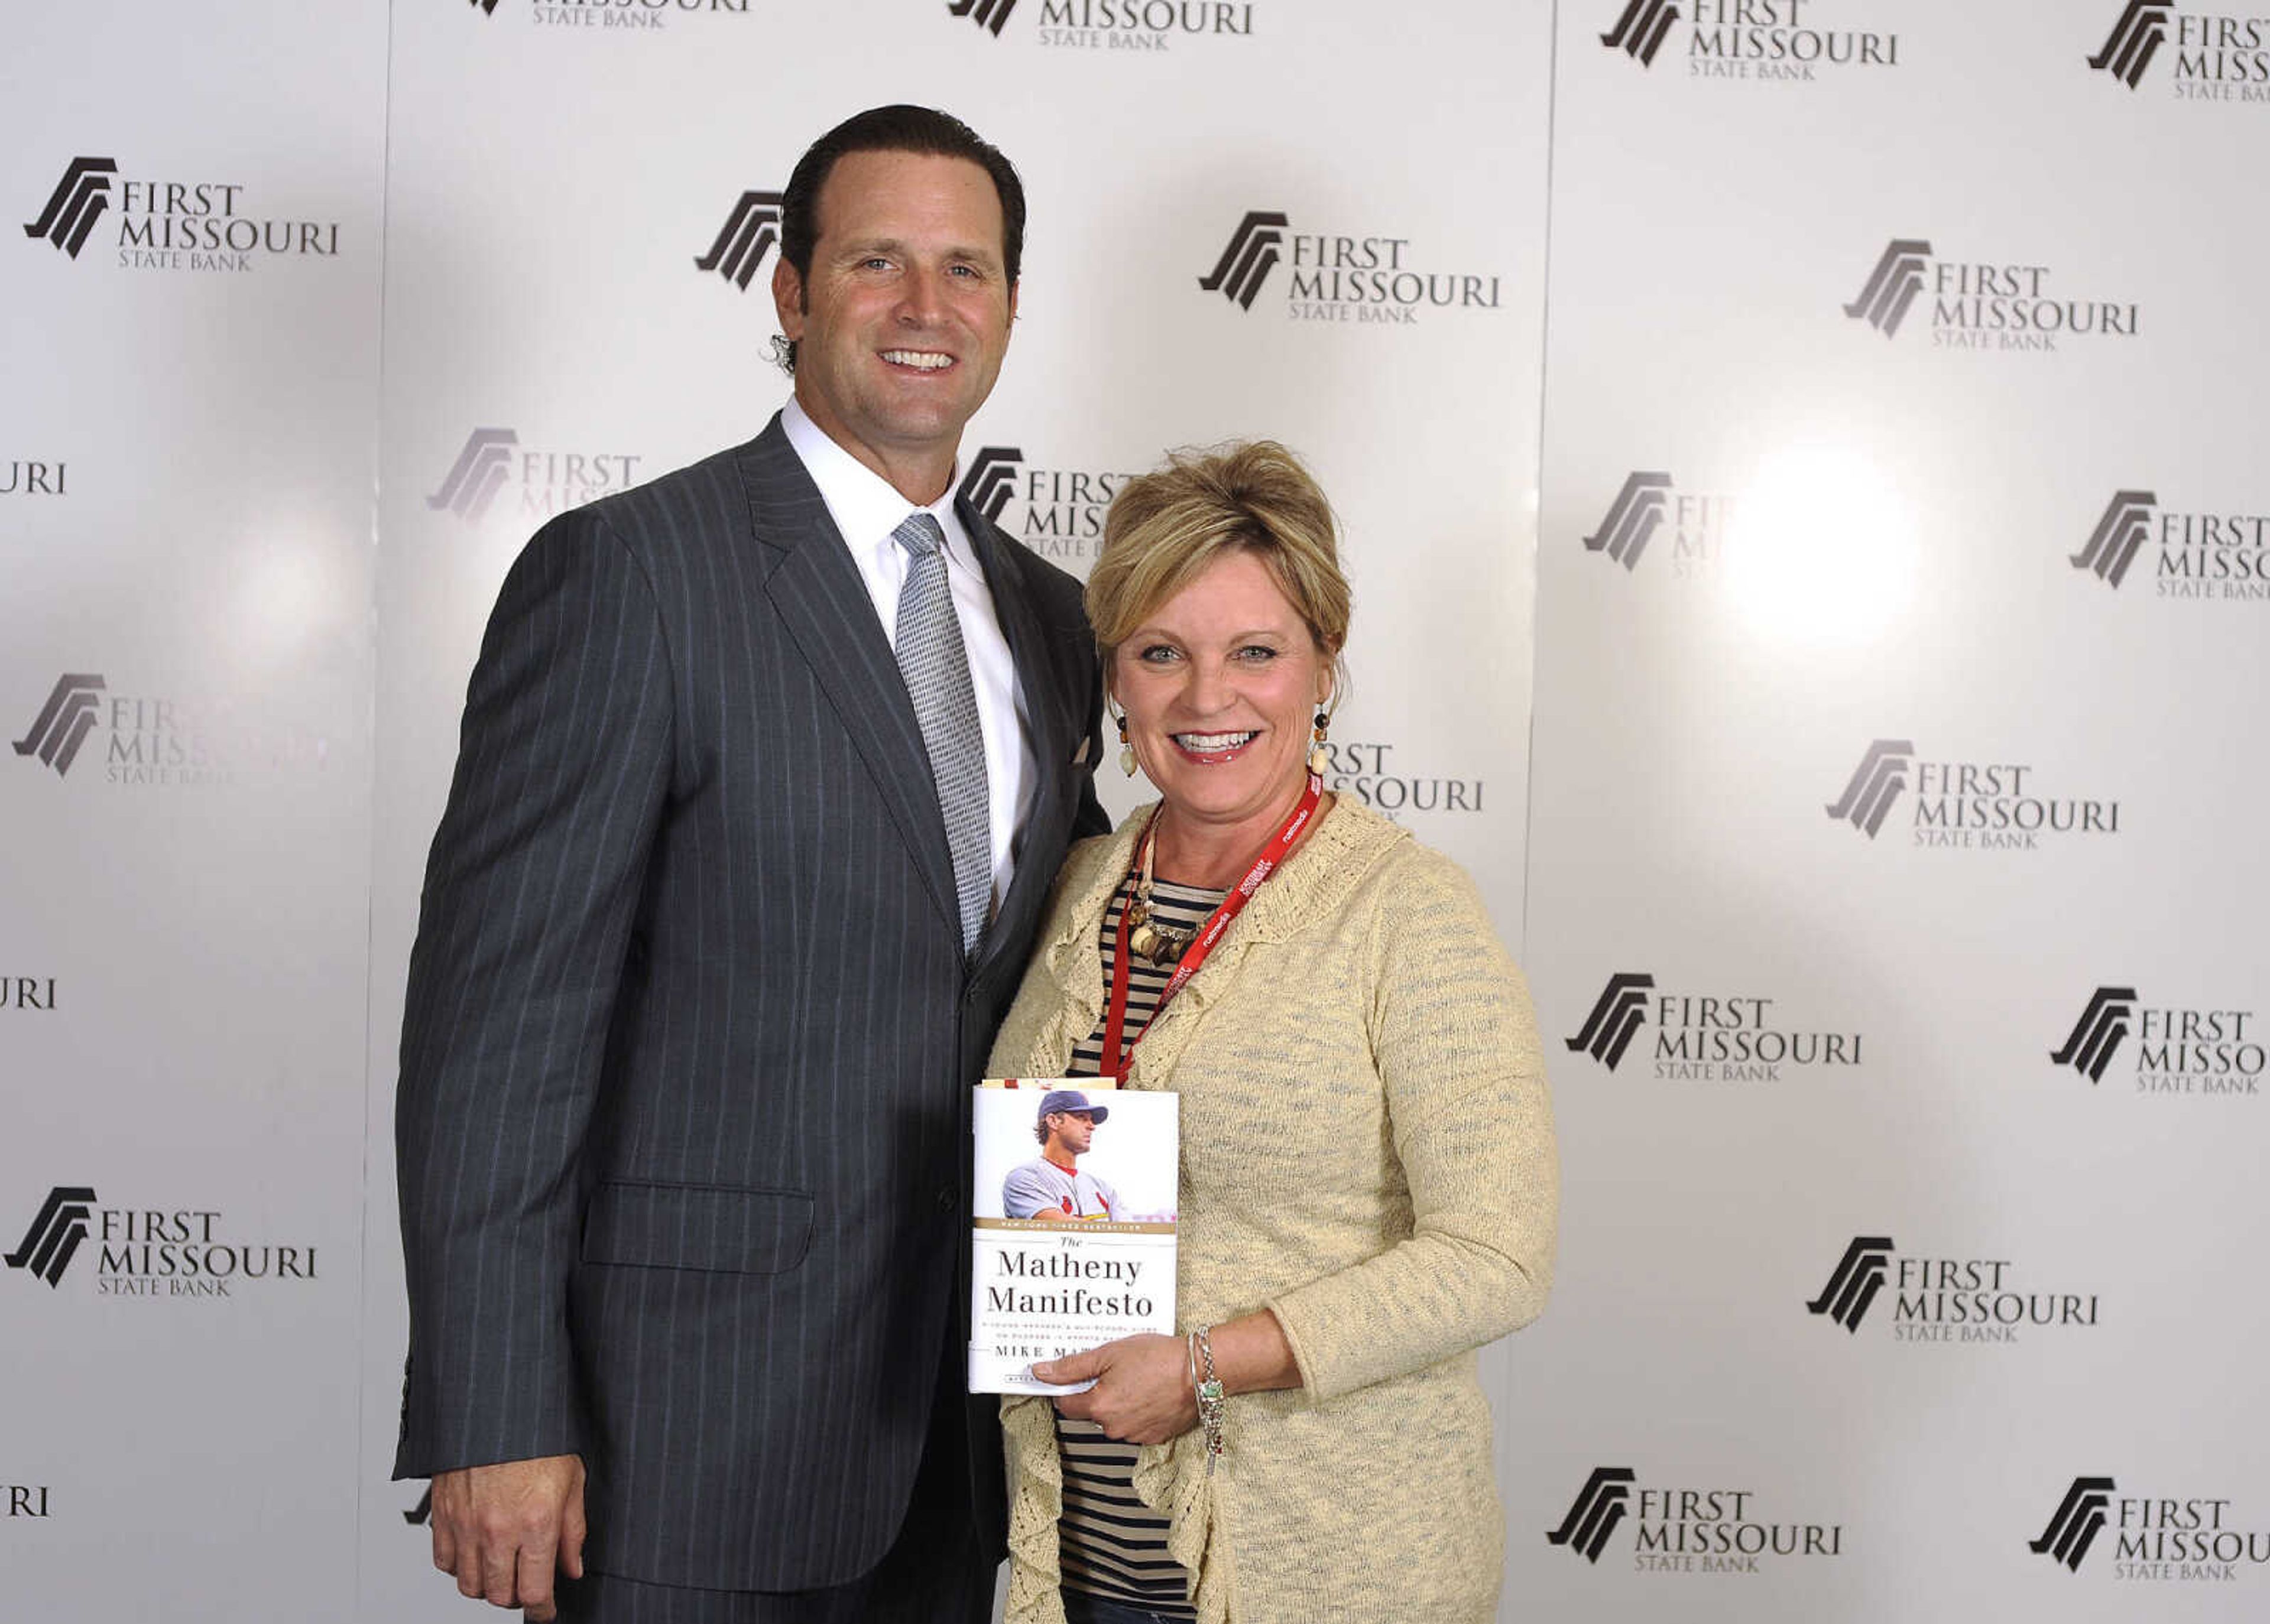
{"left": 969, "top": 1078, "right": 1178, "bottom": 1395}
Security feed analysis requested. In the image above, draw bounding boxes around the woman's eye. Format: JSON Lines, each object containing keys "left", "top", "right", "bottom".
{"left": 1137, "top": 644, "right": 1180, "bottom": 664}
{"left": 1235, "top": 645, "right": 1279, "bottom": 662}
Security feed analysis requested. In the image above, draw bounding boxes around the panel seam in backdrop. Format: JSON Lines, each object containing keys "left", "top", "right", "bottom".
{"left": 1519, "top": 0, "right": 1565, "bottom": 968}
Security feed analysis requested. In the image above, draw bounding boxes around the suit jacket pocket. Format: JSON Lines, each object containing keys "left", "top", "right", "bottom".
{"left": 580, "top": 1180, "right": 815, "bottom": 1276}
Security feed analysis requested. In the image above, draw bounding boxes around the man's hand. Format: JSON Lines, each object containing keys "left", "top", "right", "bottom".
{"left": 1037, "top": 1334, "right": 1198, "bottom": 1445}
{"left": 429, "top": 1454, "right": 587, "bottom": 1621}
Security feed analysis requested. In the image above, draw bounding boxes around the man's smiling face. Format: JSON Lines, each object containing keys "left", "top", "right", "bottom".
{"left": 773, "top": 148, "right": 1017, "bottom": 501}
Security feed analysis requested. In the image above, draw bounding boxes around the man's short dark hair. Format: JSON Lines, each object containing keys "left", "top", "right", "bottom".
{"left": 773, "top": 104, "right": 1026, "bottom": 374}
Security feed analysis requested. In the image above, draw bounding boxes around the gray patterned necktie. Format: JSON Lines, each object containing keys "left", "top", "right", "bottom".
{"left": 891, "top": 512, "right": 991, "bottom": 953}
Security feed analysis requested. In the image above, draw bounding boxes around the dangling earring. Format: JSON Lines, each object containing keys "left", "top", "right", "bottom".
{"left": 1114, "top": 707, "right": 1137, "bottom": 778}
{"left": 1308, "top": 707, "right": 1332, "bottom": 775}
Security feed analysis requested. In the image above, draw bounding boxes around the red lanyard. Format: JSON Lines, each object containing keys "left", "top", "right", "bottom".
{"left": 1098, "top": 772, "right": 1324, "bottom": 1080}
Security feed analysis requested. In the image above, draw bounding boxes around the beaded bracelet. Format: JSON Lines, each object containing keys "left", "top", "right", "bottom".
{"left": 1190, "top": 1326, "right": 1226, "bottom": 1474}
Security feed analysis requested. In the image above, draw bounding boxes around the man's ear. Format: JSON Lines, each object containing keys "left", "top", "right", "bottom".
{"left": 771, "top": 255, "right": 806, "bottom": 340}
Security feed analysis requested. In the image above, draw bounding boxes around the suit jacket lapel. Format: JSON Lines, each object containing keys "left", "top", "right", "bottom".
{"left": 740, "top": 419, "right": 959, "bottom": 939}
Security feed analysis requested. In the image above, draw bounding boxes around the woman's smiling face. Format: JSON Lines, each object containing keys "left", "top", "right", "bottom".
{"left": 1112, "top": 548, "right": 1331, "bottom": 849}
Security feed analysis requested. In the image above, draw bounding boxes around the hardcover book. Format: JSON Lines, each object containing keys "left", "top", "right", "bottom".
{"left": 969, "top": 1077, "right": 1179, "bottom": 1395}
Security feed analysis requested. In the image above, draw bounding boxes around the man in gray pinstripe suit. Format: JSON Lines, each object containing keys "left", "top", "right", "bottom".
{"left": 394, "top": 106, "right": 1107, "bottom": 1622}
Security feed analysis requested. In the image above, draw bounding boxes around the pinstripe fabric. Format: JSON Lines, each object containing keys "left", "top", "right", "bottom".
{"left": 556, "top": 1555, "right": 991, "bottom": 1624}
{"left": 554, "top": 1336, "right": 994, "bottom": 1621}
{"left": 395, "top": 415, "right": 1107, "bottom": 1593}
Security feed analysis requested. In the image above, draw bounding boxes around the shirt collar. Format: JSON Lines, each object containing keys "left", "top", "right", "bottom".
{"left": 781, "top": 395, "right": 978, "bottom": 576}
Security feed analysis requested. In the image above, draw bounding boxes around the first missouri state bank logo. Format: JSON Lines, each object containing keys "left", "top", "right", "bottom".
{"left": 1565, "top": 973, "right": 1863, "bottom": 1080}
{"left": 21, "top": 158, "right": 116, "bottom": 259}
{"left": 2053, "top": 986, "right": 2262, "bottom": 1095}
{"left": 1602, "top": 0, "right": 1899, "bottom": 79}
{"left": 2, "top": 1184, "right": 318, "bottom": 1300}
{"left": 946, "top": 0, "right": 1257, "bottom": 47}
{"left": 12, "top": 671, "right": 326, "bottom": 788}
{"left": 12, "top": 674, "right": 107, "bottom": 777}
{"left": 1548, "top": 1467, "right": 1846, "bottom": 1570}
{"left": 1824, "top": 739, "right": 2120, "bottom": 849}
{"left": 1581, "top": 470, "right": 1737, "bottom": 576}
{"left": 1807, "top": 1236, "right": 2099, "bottom": 1344}
{"left": 2071, "top": 489, "right": 2270, "bottom": 601}
{"left": 2031, "top": 1476, "right": 2270, "bottom": 1578}
{"left": 2089, "top": 2, "right": 2270, "bottom": 100}
{"left": 1198, "top": 210, "right": 1502, "bottom": 324}
{"left": 428, "top": 428, "right": 644, "bottom": 525}
{"left": 4, "top": 1187, "right": 96, "bottom": 1287}
{"left": 21, "top": 155, "right": 342, "bottom": 272}
{"left": 693, "top": 190, "right": 782, "bottom": 290}
{"left": 1843, "top": 239, "right": 2141, "bottom": 350}
{"left": 955, "top": 444, "right": 1146, "bottom": 564}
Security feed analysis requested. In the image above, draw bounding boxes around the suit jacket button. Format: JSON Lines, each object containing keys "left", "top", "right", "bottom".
{"left": 936, "top": 1187, "right": 957, "bottom": 1213}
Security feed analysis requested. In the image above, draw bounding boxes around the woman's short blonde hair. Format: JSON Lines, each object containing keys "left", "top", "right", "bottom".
{"left": 1085, "top": 440, "right": 1353, "bottom": 683}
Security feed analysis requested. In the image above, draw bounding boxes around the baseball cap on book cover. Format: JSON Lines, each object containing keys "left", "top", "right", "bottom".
{"left": 1036, "top": 1089, "right": 1110, "bottom": 1123}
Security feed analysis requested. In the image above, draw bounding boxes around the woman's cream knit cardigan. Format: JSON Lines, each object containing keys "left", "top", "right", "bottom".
{"left": 987, "top": 797, "right": 1559, "bottom": 1624}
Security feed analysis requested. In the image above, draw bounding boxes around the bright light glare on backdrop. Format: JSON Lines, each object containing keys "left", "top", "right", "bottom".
{"left": 232, "top": 532, "right": 355, "bottom": 679}
{"left": 1723, "top": 446, "right": 1916, "bottom": 650}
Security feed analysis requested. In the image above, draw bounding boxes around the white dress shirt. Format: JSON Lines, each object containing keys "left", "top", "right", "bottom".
{"left": 781, "top": 397, "right": 1037, "bottom": 919}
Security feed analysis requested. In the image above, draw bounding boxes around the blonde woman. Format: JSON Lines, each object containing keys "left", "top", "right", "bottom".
{"left": 988, "top": 441, "right": 1558, "bottom": 1624}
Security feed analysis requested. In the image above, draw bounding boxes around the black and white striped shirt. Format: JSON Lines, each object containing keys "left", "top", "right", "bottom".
{"left": 1055, "top": 871, "right": 1224, "bottom": 1619}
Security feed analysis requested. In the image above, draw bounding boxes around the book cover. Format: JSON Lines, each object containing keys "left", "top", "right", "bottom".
{"left": 969, "top": 1077, "right": 1178, "bottom": 1395}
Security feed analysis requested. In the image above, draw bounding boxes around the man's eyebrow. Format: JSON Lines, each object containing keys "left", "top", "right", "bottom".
{"left": 833, "top": 234, "right": 1003, "bottom": 268}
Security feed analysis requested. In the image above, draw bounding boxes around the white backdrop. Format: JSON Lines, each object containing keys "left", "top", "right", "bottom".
{"left": 4, "top": 1, "right": 2263, "bottom": 1619}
